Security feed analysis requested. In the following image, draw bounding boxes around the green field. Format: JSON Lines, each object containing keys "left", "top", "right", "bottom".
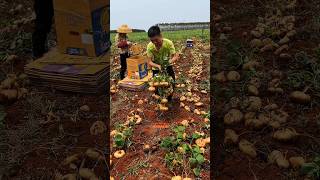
{"left": 110, "top": 29, "right": 210, "bottom": 44}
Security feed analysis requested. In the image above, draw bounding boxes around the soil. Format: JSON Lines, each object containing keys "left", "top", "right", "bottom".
{"left": 212, "top": 0, "right": 320, "bottom": 179}
{"left": 110, "top": 41, "right": 210, "bottom": 179}
{"left": 0, "top": 1, "right": 108, "bottom": 179}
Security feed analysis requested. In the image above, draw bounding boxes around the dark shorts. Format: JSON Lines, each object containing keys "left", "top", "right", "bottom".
{"left": 120, "top": 52, "right": 130, "bottom": 79}
{"left": 32, "top": 0, "right": 54, "bottom": 58}
{"left": 152, "top": 66, "right": 176, "bottom": 81}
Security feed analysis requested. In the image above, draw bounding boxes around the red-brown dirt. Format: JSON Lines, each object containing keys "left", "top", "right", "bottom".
{"left": 110, "top": 41, "right": 210, "bottom": 179}
{"left": 213, "top": 0, "right": 320, "bottom": 179}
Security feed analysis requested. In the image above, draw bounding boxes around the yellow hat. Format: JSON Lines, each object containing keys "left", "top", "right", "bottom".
{"left": 117, "top": 24, "right": 132, "bottom": 33}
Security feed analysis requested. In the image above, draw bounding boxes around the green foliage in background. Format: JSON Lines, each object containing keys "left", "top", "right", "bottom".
{"left": 110, "top": 29, "right": 210, "bottom": 44}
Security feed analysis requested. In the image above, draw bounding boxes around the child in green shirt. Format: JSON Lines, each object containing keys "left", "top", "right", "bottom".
{"left": 146, "top": 25, "right": 180, "bottom": 101}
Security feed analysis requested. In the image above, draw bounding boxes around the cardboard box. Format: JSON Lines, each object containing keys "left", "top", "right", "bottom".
{"left": 126, "top": 55, "right": 149, "bottom": 79}
{"left": 53, "top": 0, "right": 110, "bottom": 57}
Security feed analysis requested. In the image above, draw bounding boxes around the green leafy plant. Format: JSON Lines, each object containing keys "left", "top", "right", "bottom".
{"left": 151, "top": 72, "right": 175, "bottom": 99}
{"left": 199, "top": 79, "right": 210, "bottom": 91}
{"left": 190, "top": 146, "right": 205, "bottom": 176}
{"left": 164, "top": 152, "right": 184, "bottom": 171}
{"left": 113, "top": 124, "right": 133, "bottom": 149}
{"left": 127, "top": 160, "right": 150, "bottom": 176}
{"left": 202, "top": 111, "right": 210, "bottom": 119}
{"left": 301, "top": 156, "right": 320, "bottom": 179}
{"left": 161, "top": 125, "right": 208, "bottom": 177}
{"left": 226, "top": 40, "right": 245, "bottom": 68}
{"left": 242, "top": 69, "right": 257, "bottom": 82}
{"left": 160, "top": 136, "right": 179, "bottom": 150}
{"left": 285, "top": 51, "right": 320, "bottom": 93}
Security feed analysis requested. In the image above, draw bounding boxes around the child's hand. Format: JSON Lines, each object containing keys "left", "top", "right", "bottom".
{"left": 157, "top": 65, "right": 162, "bottom": 71}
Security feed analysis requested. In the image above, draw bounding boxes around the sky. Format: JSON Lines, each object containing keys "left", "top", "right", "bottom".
{"left": 110, "top": 0, "right": 210, "bottom": 31}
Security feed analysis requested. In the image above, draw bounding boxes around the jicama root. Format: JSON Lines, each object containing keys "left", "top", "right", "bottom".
{"left": 248, "top": 85, "right": 259, "bottom": 96}
{"left": 180, "top": 120, "right": 189, "bottom": 127}
{"left": 158, "top": 104, "right": 169, "bottom": 111}
{"left": 62, "top": 154, "right": 81, "bottom": 166}
{"left": 184, "top": 106, "right": 191, "bottom": 112}
{"left": 268, "top": 87, "right": 284, "bottom": 94}
{"left": 244, "top": 112, "right": 256, "bottom": 120}
{"left": 161, "top": 98, "right": 168, "bottom": 104}
{"left": 79, "top": 168, "right": 98, "bottom": 179}
{"left": 239, "top": 139, "right": 257, "bottom": 158}
{"left": 114, "top": 150, "right": 125, "bottom": 158}
{"left": 90, "top": 121, "right": 106, "bottom": 135}
{"left": 268, "top": 150, "right": 289, "bottom": 168}
{"left": 226, "top": 71, "right": 241, "bottom": 81}
{"left": 0, "top": 89, "right": 18, "bottom": 101}
{"left": 143, "top": 144, "right": 151, "bottom": 153}
{"left": 250, "top": 39, "right": 263, "bottom": 48}
{"left": 195, "top": 138, "right": 209, "bottom": 148}
{"left": 289, "top": 156, "right": 305, "bottom": 168}
{"left": 242, "top": 61, "right": 260, "bottom": 71}
{"left": 270, "top": 110, "right": 289, "bottom": 123}
{"left": 152, "top": 94, "right": 160, "bottom": 100}
{"left": 80, "top": 105, "right": 90, "bottom": 112}
{"left": 229, "top": 97, "right": 240, "bottom": 108}
{"left": 0, "top": 76, "right": 16, "bottom": 89}
{"left": 183, "top": 178, "right": 192, "bottom": 180}
{"left": 214, "top": 72, "right": 227, "bottom": 82}
{"left": 279, "top": 53, "right": 292, "bottom": 60}
{"left": 274, "top": 44, "right": 289, "bottom": 55}
{"left": 268, "top": 120, "right": 281, "bottom": 129}
{"left": 264, "top": 103, "right": 279, "bottom": 111}
{"left": 171, "top": 176, "right": 182, "bottom": 180}
{"left": 243, "top": 96, "right": 262, "bottom": 111}
{"left": 224, "top": 129, "right": 239, "bottom": 144}
{"left": 85, "top": 148, "right": 104, "bottom": 160}
{"left": 224, "top": 109, "right": 243, "bottom": 125}
{"left": 245, "top": 117, "right": 267, "bottom": 129}
{"left": 180, "top": 96, "right": 186, "bottom": 101}
{"left": 290, "top": 91, "right": 311, "bottom": 104}
{"left": 194, "top": 109, "right": 201, "bottom": 115}
{"left": 195, "top": 102, "right": 204, "bottom": 107}
{"left": 249, "top": 77, "right": 261, "bottom": 88}
{"left": 273, "top": 128, "right": 298, "bottom": 141}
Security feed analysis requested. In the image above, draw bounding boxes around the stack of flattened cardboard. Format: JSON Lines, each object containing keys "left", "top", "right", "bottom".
{"left": 118, "top": 72, "right": 152, "bottom": 91}
{"left": 24, "top": 49, "right": 109, "bottom": 93}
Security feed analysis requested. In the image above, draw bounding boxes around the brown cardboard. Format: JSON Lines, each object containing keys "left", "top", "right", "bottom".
{"left": 126, "top": 55, "right": 149, "bottom": 79}
{"left": 53, "top": 0, "right": 110, "bottom": 57}
{"left": 24, "top": 49, "right": 109, "bottom": 94}
{"left": 118, "top": 71, "right": 152, "bottom": 91}
{"left": 36, "top": 48, "right": 110, "bottom": 65}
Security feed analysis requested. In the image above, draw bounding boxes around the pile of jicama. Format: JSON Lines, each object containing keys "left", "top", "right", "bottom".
{"left": 56, "top": 148, "right": 106, "bottom": 180}
{"left": 218, "top": 0, "right": 313, "bottom": 171}
{"left": 249, "top": 5, "right": 297, "bottom": 58}
{"left": 0, "top": 73, "right": 28, "bottom": 103}
{"left": 148, "top": 72, "right": 174, "bottom": 111}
